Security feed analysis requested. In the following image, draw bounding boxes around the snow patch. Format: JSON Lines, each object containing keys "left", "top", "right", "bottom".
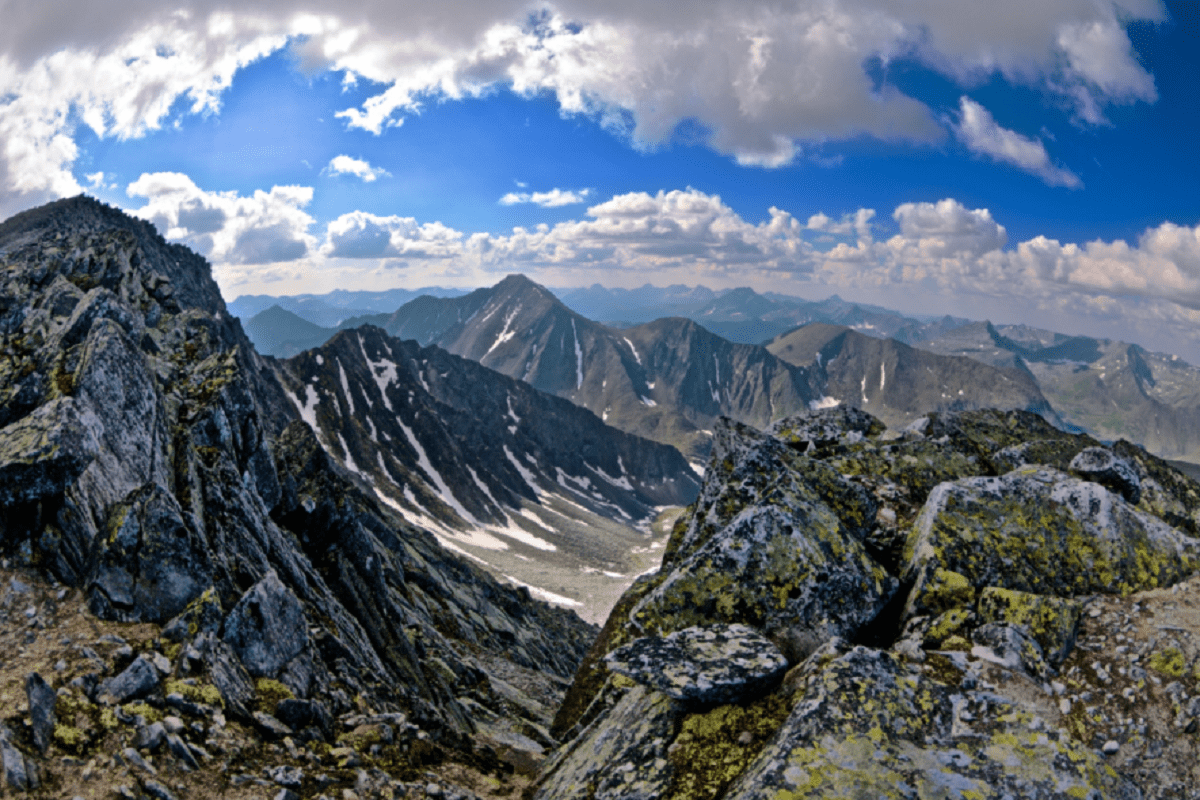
{"left": 358, "top": 333, "right": 397, "bottom": 412}
{"left": 506, "top": 395, "right": 521, "bottom": 424}
{"left": 571, "top": 318, "right": 583, "bottom": 389}
{"left": 504, "top": 445, "right": 540, "bottom": 490}
{"left": 624, "top": 337, "right": 641, "bottom": 365}
{"left": 286, "top": 383, "right": 321, "bottom": 432}
{"left": 337, "top": 359, "right": 355, "bottom": 416}
{"left": 640, "top": 396, "right": 657, "bottom": 407}
{"left": 588, "top": 462, "right": 633, "bottom": 490}
{"left": 809, "top": 396, "right": 841, "bottom": 410}
{"left": 315, "top": 354, "right": 323, "bottom": 365}
{"left": 880, "top": 362, "right": 886, "bottom": 392}
{"left": 397, "top": 418, "right": 478, "bottom": 525}
{"left": 485, "top": 306, "right": 521, "bottom": 358}
{"left": 501, "top": 575, "right": 581, "bottom": 608}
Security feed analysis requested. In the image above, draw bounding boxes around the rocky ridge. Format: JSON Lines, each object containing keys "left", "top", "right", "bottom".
{"left": 535, "top": 406, "right": 1200, "bottom": 799}
{"left": 0, "top": 197, "right": 599, "bottom": 798}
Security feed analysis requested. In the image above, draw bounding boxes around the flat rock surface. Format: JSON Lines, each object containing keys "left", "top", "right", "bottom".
{"left": 604, "top": 624, "right": 789, "bottom": 703}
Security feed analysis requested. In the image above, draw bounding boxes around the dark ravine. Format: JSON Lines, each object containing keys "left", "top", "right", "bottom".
{"left": 0, "top": 197, "right": 597, "bottom": 798}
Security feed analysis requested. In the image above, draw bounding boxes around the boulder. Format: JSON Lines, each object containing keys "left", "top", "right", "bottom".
{"left": 0, "top": 724, "right": 38, "bottom": 791}
{"left": 969, "top": 622, "right": 1053, "bottom": 680}
{"left": 636, "top": 421, "right": 894, "bottom": 662}
{"left": 97, "top": 655, "right": 160, "bottom": 704}
{"left": 1070, "top": 446, "right": 1141, "bottom": 504}
{"left": 904, "top": 467, "right": 1200, "bottom": 619}
{"left": 222, "top": 571, "right": 309, "bottom": 679}
{"left": 603, "top": 624, "right": 788, "bottom": 704}
{"left": 533, "top": 685, "right": 683, "bottom": 800}
{"left": 724, "top": 645, "right": 1140, "bottom": 800}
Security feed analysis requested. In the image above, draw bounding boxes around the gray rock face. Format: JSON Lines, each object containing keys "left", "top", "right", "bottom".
{"left": 1071, "top": 445, "right": 1142, "bottom": 504}
{"left": 222, "top": 571, "right": 309, "bottom": 679}
{"left": 87, "top": 483, "right": 212, "bottom": 622}
{"left": 766, "top": 406, "right": 884, "bottom": 452}
{"left": 0, "top": 397, "right": 98, "bottom": 506}
{"left": 24, "top": 672, "right": 57, "bottom": 754}
{"left": 534, "top": 685, "right": 682, "bottom": 800}
{"left": 604, "top": 624, "right": 788, "bottom": 704}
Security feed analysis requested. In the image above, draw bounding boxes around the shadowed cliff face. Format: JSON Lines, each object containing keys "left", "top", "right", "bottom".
{"left": 0, "top": 197, "right": 597, "bottom": 796}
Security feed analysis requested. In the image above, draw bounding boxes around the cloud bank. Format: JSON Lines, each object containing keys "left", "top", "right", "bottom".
{"left": 0, "top": 0, "right": 1166, "bottom": 214}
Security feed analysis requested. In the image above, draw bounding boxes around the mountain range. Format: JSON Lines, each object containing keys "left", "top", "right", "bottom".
{"left": 239, "top": 278, "right": 1200, "bottom": 465}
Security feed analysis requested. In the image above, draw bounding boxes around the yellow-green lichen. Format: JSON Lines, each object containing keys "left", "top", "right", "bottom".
{"left": 1149, "top": 647, "right": 1187, "bottom": 678}
{"left": 164, "top": 679, "right": 223, "bottom": 708}
{"left": 121, "top": 702, "right": 162, "bottom": 723}
{"left": 665, "top": 692, "right": 794, "bottom": 800}
{"left": 53, "top": 723, "right": 86, "bottom": 752}
{"left": 254, "top": 677, "right": 294, "bottom": 714}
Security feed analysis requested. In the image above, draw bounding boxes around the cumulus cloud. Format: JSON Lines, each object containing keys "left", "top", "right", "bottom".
{"left": 325, "top": 155, "right": 390, "bottom": 182}
{"left": 953, "top": 97, "right": 1081, "bottom": 187}
{"left": 499, "top": 188, "right": 591, "bottom": 207}
{"left": 0, "top": 1, "right": 1167, "bottom": 213}
{"left": 126, "top": 171, "right": 316, "bottom": 264}
{"left": 323, "top": 211, "right": 465, "bottom": 259}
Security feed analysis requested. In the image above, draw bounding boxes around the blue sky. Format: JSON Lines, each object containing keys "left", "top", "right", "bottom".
{"left": 3, "top": 1, "right": 1200, "bottom": 358}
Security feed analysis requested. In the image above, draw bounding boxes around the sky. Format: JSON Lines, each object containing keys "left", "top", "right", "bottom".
{"left": 2, "top": 1, "right": 1200, "bottom": 359}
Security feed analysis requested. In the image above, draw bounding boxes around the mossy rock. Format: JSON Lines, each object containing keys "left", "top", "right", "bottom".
{"left": 906, "top": 568, "right": 975, "bottom": 618}
{"left": 164, "top": 679, "right": 224, "bottom": 708}
{"left": 721, "top": 644, "right": 1139, "bottom": 800}
{"left": 923, "top": 608, "right": 973, "bottom": 648}
{"left": 904, "top": 468, "right": 1200, "bottom": 612}
{"left": 977, "top": 587, "right": 1082, "bottom": 667}
{"left": 255, "top": 677, "right": 295, "bottom": 714}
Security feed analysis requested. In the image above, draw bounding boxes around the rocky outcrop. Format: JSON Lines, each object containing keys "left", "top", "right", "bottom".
{"left": 538, "top": 406, "right": 1200, "bottom": 799}
{"left": 0, "top": 197, "right": 597, "bottom": 796}
{"left": 603, "top": 624, "right": 788, "bottom": 704}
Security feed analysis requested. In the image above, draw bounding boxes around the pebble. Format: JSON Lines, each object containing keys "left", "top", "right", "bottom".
{"left": 1059, "top": 698, "right": 1071, "bottom": 715}
{"left": 1102, "top": 740, "right": 1120, "bottom": 755}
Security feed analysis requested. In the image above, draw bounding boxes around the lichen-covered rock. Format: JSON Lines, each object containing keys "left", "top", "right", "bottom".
{"left": 724, "top": 644, "right": 1140, "bottom": 800}
{"left": 766, "top": 406, "right": 884, "bottom": 452}
{"left": 631, "top": 419, "right": 895, "bottom": 662}
{"left": 904, "top": 467, "right": 1200, "bottom": 617}
{"left": 604, "top": 624, "right": 788, "bottom": 704}
{"left": 0, "top": 397, "right": 98, "bottom": 505}
{"left": 222, "top": 571, "right": 309, "bottom": 681}
{"left": 1071, "top": 446, "right": 1142, "bottom": 504}
{"left": 977, "top": 587, "right": 1082, "bottom": 667}
{"left": 533, "top": 685, "right": 683, "bottom": 800}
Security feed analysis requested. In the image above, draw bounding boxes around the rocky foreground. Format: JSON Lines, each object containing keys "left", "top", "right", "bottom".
{"left": 0, "top": 197, "right": 598, "bottom": 799}
{"left": 536, "top": 407, "right": 1200, "bottom": 799}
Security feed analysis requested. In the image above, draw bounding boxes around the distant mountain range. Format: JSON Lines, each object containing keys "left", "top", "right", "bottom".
{"left": 235, "top": 276, "right": 1200, "bottom": 464}
{"left": 229, "top": 286, "right": 468, "bottom": 328}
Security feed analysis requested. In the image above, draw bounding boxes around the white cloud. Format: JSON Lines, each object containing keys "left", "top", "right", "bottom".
{"left": 891, "top": 199, "right": 1007, "bottom": 260}
{"left": 325, "top": 155, "right": 390, "bottom": 182}
{"left": 953, "top": 97, "right": 1081, "bottom": 187}
{"left": 323, "top": 210, "right": 465, "bottom": 259}
{"left": 126, "top": 171, "right": 317, "bottom": 264}
{"left": 499, "top": 188, "right": 591, "bottom": 207}
{"left": 0, "top": 1, "right": 1167, "bottom": 214}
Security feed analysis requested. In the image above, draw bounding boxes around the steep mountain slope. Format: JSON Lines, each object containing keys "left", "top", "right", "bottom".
{"left": 272, "top": 326, "right": 701, "bottom": 621}
{"left": 379, "top": 275, "right": 821, "bottom": 460}
{"left": 0, "top": 197, "right": 597, "bottom": 796}
{"left": 768, "top": 323, "right": 1057, "bottom": 429}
